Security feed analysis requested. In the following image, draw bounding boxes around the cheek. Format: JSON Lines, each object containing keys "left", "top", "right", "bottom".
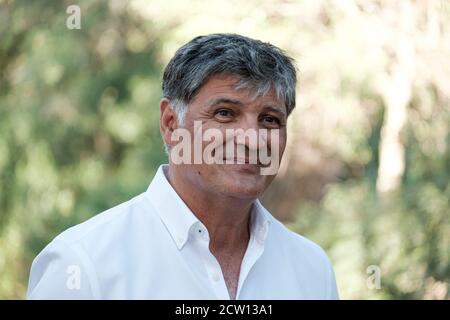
{"left": 279, "top": 139, "right": 287, "bottom": 158}
{"left": 268, "top": 132, "right": 287, "bottom": 156}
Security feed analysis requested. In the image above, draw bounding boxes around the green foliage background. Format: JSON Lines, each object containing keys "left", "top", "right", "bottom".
{"left": 0, "top": 0, "right": 448, "bottom": 299}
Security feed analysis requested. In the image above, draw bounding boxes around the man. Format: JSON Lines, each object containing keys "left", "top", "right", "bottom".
{"left": 27, "top": 33, "right": 339, "bottom": 299}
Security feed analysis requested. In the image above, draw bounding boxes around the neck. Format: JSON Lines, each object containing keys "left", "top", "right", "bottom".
{"left": 166, "top": 165, "right": 253, "bottom": 253}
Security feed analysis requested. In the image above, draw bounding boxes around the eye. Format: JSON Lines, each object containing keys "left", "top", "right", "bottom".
{"left": 261, "top": 115, "right": 281, "bottom": 127}
{"left": 214, "top": 108, "right": 234, "bottom": 119}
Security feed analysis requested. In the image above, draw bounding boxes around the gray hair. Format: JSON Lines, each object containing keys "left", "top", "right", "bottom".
{"left": 161, "top": 33, "right": 297, "bottom": 152}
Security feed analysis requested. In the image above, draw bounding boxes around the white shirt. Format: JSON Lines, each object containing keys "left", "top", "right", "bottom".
{"left": 27, "top": 165, "right": 339, "bottom": 299}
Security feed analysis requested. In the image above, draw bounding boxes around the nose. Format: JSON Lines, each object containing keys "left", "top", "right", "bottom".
{"left": 226, "top": 118, "right": 272, "bottom": 166}
{"left": 233, "top": 117, "right": 264, "bottom": 152}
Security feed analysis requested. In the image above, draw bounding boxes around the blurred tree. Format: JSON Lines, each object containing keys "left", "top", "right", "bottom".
{"left": 0, "top": 0, "right": 166, "bottom": 298}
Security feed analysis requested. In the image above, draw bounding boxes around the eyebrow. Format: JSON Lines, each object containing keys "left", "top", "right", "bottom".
{"left": 208, "top": 97, "right": 244, "bottom": 107}
{"left": 263, "top": 105, "right": 287, "bottom": 117}
{"left": 208, "top": 97, "right": 287, "bottom": 117}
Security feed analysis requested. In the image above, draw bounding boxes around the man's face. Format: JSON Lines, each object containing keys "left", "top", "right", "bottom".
{"left": 168, "top": 74, "right": 288, "bottom": 199}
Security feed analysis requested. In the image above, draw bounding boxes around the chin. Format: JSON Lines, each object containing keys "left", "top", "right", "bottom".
{"left": 219, "top": 184, "right": 264, "bottom": 199}
{"left": 217, "top": 167, "right": 270, "bottom": 198}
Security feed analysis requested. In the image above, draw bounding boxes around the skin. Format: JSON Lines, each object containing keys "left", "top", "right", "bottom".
{"left": 159, "top": 74, "right": 288, "bottom": 299}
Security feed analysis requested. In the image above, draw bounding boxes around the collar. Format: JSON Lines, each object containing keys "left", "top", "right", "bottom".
{"left": 145, "top": 164, "right": 272, "bottom": 250}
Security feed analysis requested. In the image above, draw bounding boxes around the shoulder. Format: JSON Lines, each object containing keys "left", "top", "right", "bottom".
{"left": 27, "top": 192, "right": 158, "bottom": 299}
{"left": 265, "top": 215, "right": 339, "bottom": 299}
{"left": 53, "top": 192, "right": 153, "bottom": 246}
{"left": 269, "top": 217, "right": 332, "bottom": 267}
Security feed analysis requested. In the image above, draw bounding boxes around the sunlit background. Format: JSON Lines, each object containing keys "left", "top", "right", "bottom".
{"left": 0, "top": 0, "right": 449, "bottom": 299}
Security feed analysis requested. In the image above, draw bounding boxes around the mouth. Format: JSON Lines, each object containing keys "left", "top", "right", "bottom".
{"left": 222, "top": 157, "right": 266, "bottom": 167}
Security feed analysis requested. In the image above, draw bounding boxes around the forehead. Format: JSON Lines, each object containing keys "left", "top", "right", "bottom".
{"left": 191, "top": 74, "right": 283, "bottom": 108}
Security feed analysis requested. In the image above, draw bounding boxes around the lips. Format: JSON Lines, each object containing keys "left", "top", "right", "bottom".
{"left": 223, "top": 157, "right": 261, "bottom": 165}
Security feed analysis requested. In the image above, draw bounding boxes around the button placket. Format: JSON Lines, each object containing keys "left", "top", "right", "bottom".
{"left": 193, "top": 229, "right": 229, "bottom": 299}
{"left": 204, "top": 256, "right": 228, "bottom": 299}
{"left": 235, "top": 222, "right": 269, "bottom": 299}
{"left": 211, "top": 272, "right": 221, "bottom": 282}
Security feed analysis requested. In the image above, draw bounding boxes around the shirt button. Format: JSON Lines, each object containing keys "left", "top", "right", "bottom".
{"left": 256, "top": 235, "right": 264, "bottom": 245}
{"left": 176, "top": 237, "right": 184, "bottom": 245}
{"left": 198, "top": 229, "right": 208, "bottom": 240}
{"left": 212, "top": 273, "right": 221, "bottom": 282}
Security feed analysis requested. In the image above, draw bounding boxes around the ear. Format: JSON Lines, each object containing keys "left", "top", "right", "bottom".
{"left": 160, "top": 98, "right": 178, "bottom": 148}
